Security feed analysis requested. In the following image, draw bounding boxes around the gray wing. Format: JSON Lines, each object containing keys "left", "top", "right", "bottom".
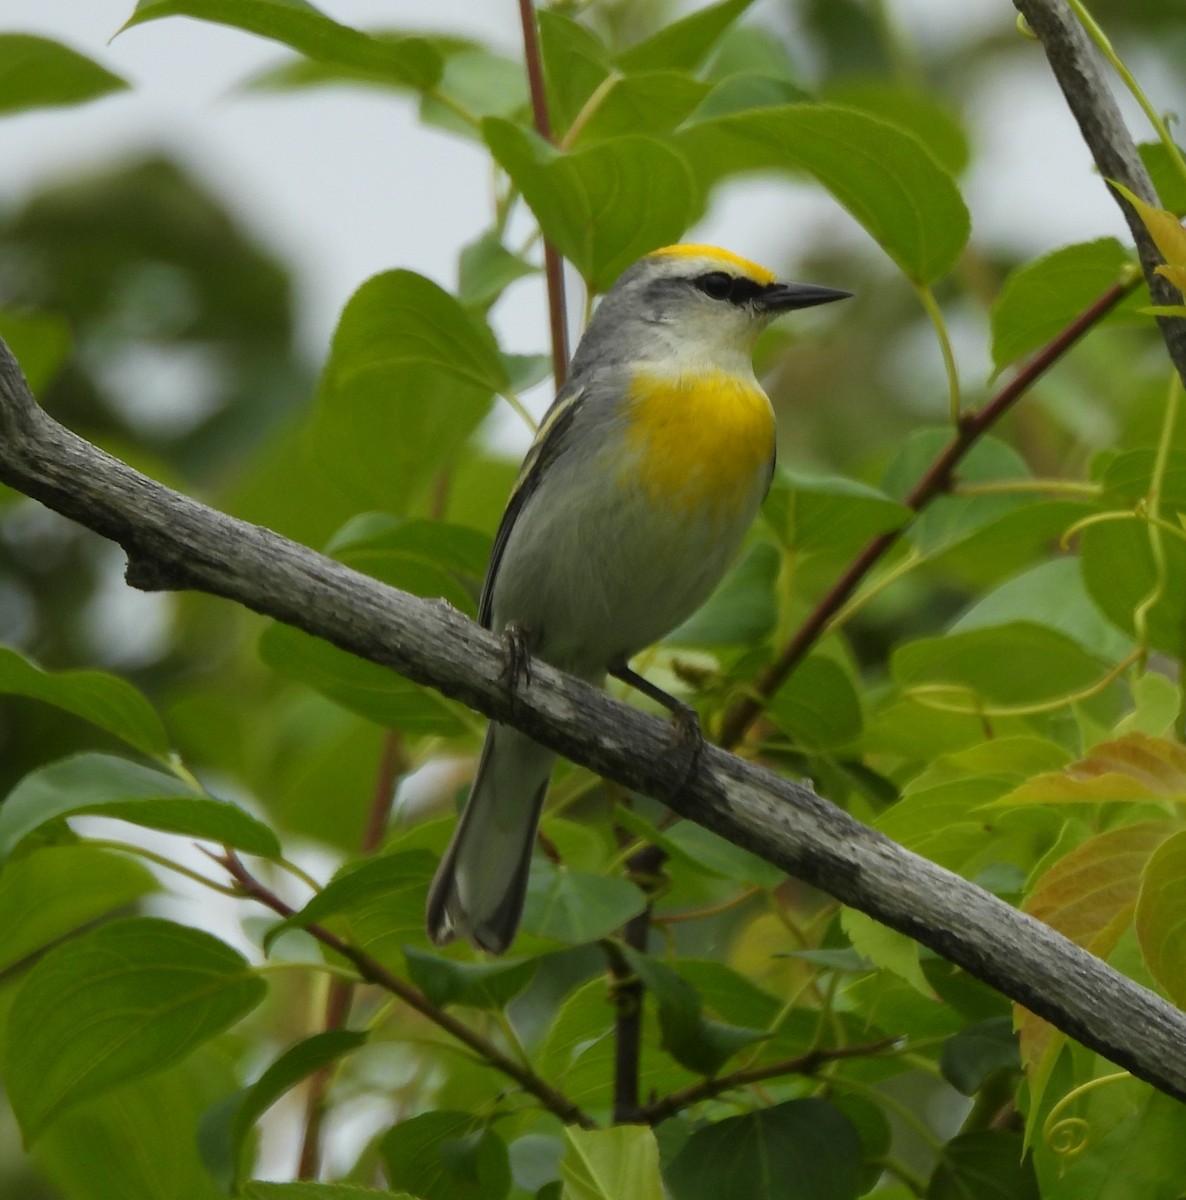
{"left": 478, "top": 380, "right": 585, "bottom": 630}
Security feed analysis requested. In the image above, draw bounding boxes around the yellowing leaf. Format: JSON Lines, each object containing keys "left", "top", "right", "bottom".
{"left": 1016, "top": 820, "right": 1180, "bottom": 1112}
{"left": 997, "top": 732, "right": 1186, "bottom": 808}
{"left": 1136, "top": 830, "right": 1186, "bottom": 1007}
{"left": 1114, "top": 182, "right": 1186, "bottom": 294}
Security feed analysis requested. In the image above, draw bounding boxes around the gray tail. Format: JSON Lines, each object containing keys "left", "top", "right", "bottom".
{"left": 426, "top": 722, "right": 556, "bottom": 954}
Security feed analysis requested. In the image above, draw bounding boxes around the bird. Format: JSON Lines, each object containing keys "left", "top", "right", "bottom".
{"left": 426, "top": 244, "right": 850, "bottom": 953}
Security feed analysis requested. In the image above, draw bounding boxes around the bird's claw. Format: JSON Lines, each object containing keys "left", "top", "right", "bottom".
{"left": 500, "top": 621, "right": 532, "bottom": 691}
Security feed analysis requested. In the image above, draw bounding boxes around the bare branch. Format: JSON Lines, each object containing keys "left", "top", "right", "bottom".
{"left": 3, "top": 341, "right": 1186, "bottom": 1102}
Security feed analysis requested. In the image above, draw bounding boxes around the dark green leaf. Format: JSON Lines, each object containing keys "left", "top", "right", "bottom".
{"left": 245, "top": 1187, "right": 415, "bottom": 1199}
{"left": 403, "top": 946, "right": 538, "bottom": 1010}
{"left": 676, "top": 103, "right": 969, "bottom": 284}
{"left": 0, "top": 644, "right": 170, "bottom": 759}
{"left": 4, "top": 918, "right": 266, "bottom": 1141}
{"left": 259, "top": 623, "right": 468, "bottom": 734}
{"left": 0, "top": 845, "right": 157, "bottom": 973}
{"left": 990, "top": 239, "right": 1138, "bottom": 371}
{"left": 940, "top": 1017, "right": 1020, "bottom": 1096}
{"left": 767, "top": 653, "right": 863, "bottom": 750}
{"left": 265, "top": 850, "right": 436, "bottom": 962}
{"left": 927, "top": 1130, "right": 1038, "bottom": 1200}
{"left": 122, "top": 1, "right": 442, "bottom": 90}
{"left": 622, "top": 948, "right": 767, "bottom": 1076}
{"left": 379, "top": 1111, "right": 511, "bottom": 1200}
{"left": 310, "top": 270, "right": 505, "bottom": 511}
{"left": 665, "top": 1098, "right": 863, "bottom": 1200}
{"left": 199, "top": 1030, "right": 367, "bottom": 1189}
{"left": 483, "top": 119, "right": 696, "bottom": 292}
{"left": 519, "top": 861, "right": 647, "bottom": 944}
{"left": 617, "top": 0, "right": 757, "bottom": 72}
{"left": 892, "top": 623, "right": 1108, "bottom": 708}
{"left": 0, "top": 753, "right": 280, "bottom": 863}
{"left": 0, "top": 310, "right": 71, "bottom": 395}
{"left": 0, "top": 34, "right": 126, "bottom": 115}
{"left": 667, "top": 541, "right": 779, "bottom": 646}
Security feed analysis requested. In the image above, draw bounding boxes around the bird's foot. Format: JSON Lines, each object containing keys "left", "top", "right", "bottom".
{"left": 499, "top": 621, "right": 533, "bottom": 692}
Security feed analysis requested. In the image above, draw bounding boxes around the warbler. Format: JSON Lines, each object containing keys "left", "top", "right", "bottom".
{"left": 426, "top": 244, "right": 849, "bottom": 953}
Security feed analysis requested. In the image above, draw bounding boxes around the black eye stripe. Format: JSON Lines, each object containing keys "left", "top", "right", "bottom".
{"left": 691, "top": 271, "right": 769, "bottom": 306}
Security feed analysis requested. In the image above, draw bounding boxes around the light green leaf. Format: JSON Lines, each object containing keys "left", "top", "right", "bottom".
{"left": 459, "top": 230, "right": 538, "bottom": 308}
{"left": 537, "top": 11, "right": 611, "bottom": 134}
{"left": 1140, "top": 140, "right": 1186, "bottom": 215}
{"left": 0, "top": 34, "right": 126, "bottom": 115}
{"left": 420, "top": 45, "right": 528, "bottom": 137}
{"left": 379, "top": 1111, "right": 511, "bottom": 1200}
{"left": 990, "top": 238, "right": 1138, "bottom": 371}
{"left": 245, "top": 1187, "right": 415, "bottom": 1200}
{"left": 892, "top": 622, "right": 1109, "bottom": 708}
{"left": 841, "top": 908, "right": 932, "bottom": 997}
{"left": 762, "top": 469, "right": 909, "bottom": 558}
{"left": 483, "top": 119, "right": 696, "bottom": 292}
{"left": 560, "top": 1125, "right": 664, "bottom": 1200}
{"left": 0, "top": 845, "right": 158, "bottom": 973}
{"left": 676, "top": 103, "right": 969, "bottom": 284}
{"left": 520, "top": 861, "right": 647, "bottom": 944}
{"left": 1136, "top": 830, "right": 1186, "bottom": 1008}
{"left": 199, "top": 1030, "right": 368, "bottom": 1190}
{"left": 664, "top": 1099, "right": 863, "bottom": 1200}
{"left": 310, "top": 269, "right": 505, "bottom": 512}
{"left": 4, "top": 918, "right": 266, "bottom": 1141}
{"left": 0, "top": 310, "right": 71, "bottom": 395}
{"left": 661, "top": 821, "right": 784, "bottom": 887}
{"left": 0, "top": 753, "right": 280, "bottom": 863}
{"left": 617, "top": 0, "right": 757, "bottom": 73}
{"left": 0, "top": 644, "right": 171, "bottom": 759}
{"left": 121, "top": 0, "right": 442, "bottom": 90}
{"left": 568, "top": 71, "right": 709, "bottom": 146}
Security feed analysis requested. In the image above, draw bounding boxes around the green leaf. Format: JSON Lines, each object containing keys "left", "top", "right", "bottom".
{"left": 537, "top": 10, "right": 612, "bottom": 134}
{"left": 621, "top": 948, "right": 767, "bottom": 1076}
{"left": 459, "top": 230, "right": 537, "bottom": 308}
{"left": 0, "top": 34, "right": 126, "bottom": 115}
{"left": 403, "top": 946, "right": 538, "bottom": 1010}
{"left": 1135, "top": 829, "right": 1186, "bottom": 1008}
{"left": 4, "top": 918, "right": 266, "bottom": 1141}
{"left": 0, "top": 310, "right": 71, "bottom": 395}
{"left": 891, "top": 622, "right": 1109, "bottom": 708}
{"left": 560, "top": 1125, "right": 664, "bottom": 1200}
{"left": 1140, "top": 140, "right": 1186, "bottom": 215}
{"left": 762, "top": 469, "right": 909, "bottom": 558}
{"left": 767, "top": 653, "right": 863, "bottom": 750}
{"left": 990, "top": 238, "right": 1138, "bottom": 371}
{"left": 519, "top": 861, "right": 648, "bottom": 944}
{"left": 121, "top": 0, "right": 442, "bottom": 90}
{"left": 950, "top": 559, "right": 1132, "bottom": 661}
{"left": 940, "top": 1017, "right": 1020, "bottom": 1096}
{"left": 420, "top": 45, "right": 528, "bottom": 138}
{"left": 0, "top": 753, "right": 280, "bottom": 863}
{"left": 841, "top": 908, "right": 932, "bottom": 997}
{"left": 664, "top": 1098, "right": 863, "bottom": 1200}
{"left": 661, "top": 821, "right": 784, "bottom": 887}
{"left": 245, "top": 1187, "right": 415, "bottom": 1200}
{"left": 379, "top": 1111, "right": 511, "bottom": 1200}
{"left": 31, "top": 1047, "right": 236, "bottom": 1200}
{"left": 676, "top": 103, "right": 969, "bottom": 284}
{"left": 667, "top": 541, "right": 779, "bottom": 646}
{"left": 483, "top": 119, "right": 696, "bottom": 292}
{"left": 199, "top": 1030, "right": 367, "bottom": 1189}
{"left": 569, "top": 71, "right": 710, "bottom": 146}
{"left": 266, "top": 849, "right": 436, "bottom": 963}
{"left": 927, "top": 1130, "right": 1038, "bottom": 1200}
{"left": 0, "top": 644, "right": 171, "bottom": 759}
{"left": 310, "top": 270, "right": 505, "bottom": 512}
{"left": 617, "top": 0, "right": 757, "bottom": 73}
{"left": 259, "top": 623, "right": 467, "bottom": 735}
{"left": 824, "top": 81, "right": 969, "bottom": 176}
{"left": 0, "top": 845, "right": 158, "bottom": 973}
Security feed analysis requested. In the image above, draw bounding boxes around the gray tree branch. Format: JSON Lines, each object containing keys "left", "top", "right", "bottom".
{"left": 2, "top": 339, "right": 1186, "bottom": 1100}
{"left": 1013, "top": 0, "right": 1186, "bottom": 385}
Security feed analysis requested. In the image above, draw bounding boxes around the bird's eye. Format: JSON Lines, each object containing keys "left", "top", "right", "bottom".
{"left": 694, "top": 271, "right": 734, "bottom": 301}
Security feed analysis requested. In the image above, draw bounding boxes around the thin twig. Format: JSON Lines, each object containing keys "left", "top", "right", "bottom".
{"left": 517, "top": 0, "right": 569, "bottom": 388}
{"left": 639, "top": 1036, "right": 900, "bottom": 1125}
{"left": 217, "top": 850, "right": 596, "bottom": 1129}
{"left": 717, "top": 271, "right": 1140, "bottom": 749}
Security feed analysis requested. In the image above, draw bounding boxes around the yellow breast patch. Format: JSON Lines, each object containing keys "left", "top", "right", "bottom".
{"left": 621, "top": 369, "right": 775, "bottom": 518}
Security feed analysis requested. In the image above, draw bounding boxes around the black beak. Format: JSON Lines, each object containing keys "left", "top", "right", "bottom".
{"left": 757, "top": 282, "right": 853, "bottom": 313}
